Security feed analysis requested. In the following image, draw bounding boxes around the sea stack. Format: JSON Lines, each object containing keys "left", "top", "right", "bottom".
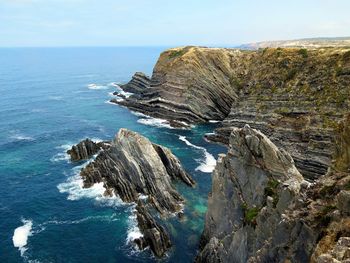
{"left": 75, "top": 128, "right": 195, "bottom": 257}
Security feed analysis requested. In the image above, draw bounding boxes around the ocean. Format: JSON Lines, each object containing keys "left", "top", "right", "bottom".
{"left": 0, "top": 47, "right": 225, "bottom": 263}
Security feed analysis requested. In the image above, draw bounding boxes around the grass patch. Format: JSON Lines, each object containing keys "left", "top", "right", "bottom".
{"left": 264, "top": 179, "right": 280, "bottom": 207}
{"left": 244, "top": 207, "right": 259, "bottom": 225}
{"left": 168, "top": 49, "right": 186, "bottom": 59}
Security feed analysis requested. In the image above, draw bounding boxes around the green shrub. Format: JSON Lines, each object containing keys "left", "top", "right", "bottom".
{"left": 244, "top": 207, "right": 259, "bottom": 224}
{"left": 298, "top": 48, "right": 308, "bottom": 59}
{"left": 168, "top": 49, "right": 186, "bottom": 59}
{"left": 265, "top": 179, "right": 280, "bottom": 207}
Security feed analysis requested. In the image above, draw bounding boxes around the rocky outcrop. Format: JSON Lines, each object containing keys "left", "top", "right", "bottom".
{"left": 77, "top": 129, "right": 194, "bottom": 257}
{"left": 112, "top": 46, "right": 238, "bottom": 126}
{"left": 111, "top": 46, "right": 350, "bottom": 179}
{"left": 198, "top": 125, "right": 350, "bottom": 263}
{"left": 197, "top": 125, "right": 311, "bottom": 263}
{"left": 134, "top": 202, "right": 172, "bottom": 258}
{"left": 67, "top": 138, "right": 109, "bottom": 161}
{"left": 334, "top": 113, "right": 350, "bottom": 173}
{"left": 120, "top": 72, "right": 151, "bottom": 95}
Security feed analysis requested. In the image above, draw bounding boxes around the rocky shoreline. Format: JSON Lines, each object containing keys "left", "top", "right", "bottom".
{"left": 67, "top": 129, "right": 195, "bottom": 257}
{"left": 83, "top": 46, "right": 349, "bottom": 262}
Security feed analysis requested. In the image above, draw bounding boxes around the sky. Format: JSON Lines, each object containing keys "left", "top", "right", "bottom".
{"left": 0, "top": 0, "right": 349, "bottom": 47}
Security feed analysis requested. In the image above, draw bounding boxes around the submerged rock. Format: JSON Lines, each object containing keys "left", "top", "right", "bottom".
{"left": 77, "top": 128, "right": 194, "bottom": 257}
{"left": 67, "top": 138, "right": 109, "bottom": 161}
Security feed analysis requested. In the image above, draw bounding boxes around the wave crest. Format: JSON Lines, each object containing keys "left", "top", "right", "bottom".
{"left": 178, "top": 136, "right": 216, "bottom": 173}
{"left": 13, "top": 219, "right": 33, "bottom": 256}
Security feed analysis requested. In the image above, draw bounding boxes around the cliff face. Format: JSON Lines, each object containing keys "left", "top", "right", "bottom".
{"left": 113, "top": 47, "right": 238, "bottom": 126}
{"left": 197, "top": 125, "right": 350, "bottom": 263}
{"left": 114, "top": 46, "right": 350, "bottom": 179}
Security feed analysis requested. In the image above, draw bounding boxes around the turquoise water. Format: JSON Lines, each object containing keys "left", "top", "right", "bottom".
{"left": 0, "top": 47, "right": 225, "bottom": 262}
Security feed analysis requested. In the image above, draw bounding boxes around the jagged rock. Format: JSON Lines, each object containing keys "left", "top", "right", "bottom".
{"left": 67, "top": 138, "right": 108, "bottom": 161}
{"left": 78, "top": 129, "right": 194, "bottom": 257}
{"left": 80, "top": 128, "right": 194, "bottom": 213}
{"left": 134, "top": 202, "right": 172, "bottom": 258}
{"left": 197, "top": 126, "right": 315, "bottom": 263}
{"left": 120, "top": 72, "right": 150, "bottom": 94}
{"left": 198, "top": 123, "right": 350, "bottom": 263}
{"left": 112, "top": 46, "right": 350, "bottom": 179}
{"left": 318, "top": 237, "right": 350, "bottom": 263}
{"left": 337, "top": 190, "right": 350, "bottom": 215}
{"left": 113, "top": 47, "right": 238, "bottom": 126}
{"left": 334, "top": 114, "right": 350, "bottom": 173}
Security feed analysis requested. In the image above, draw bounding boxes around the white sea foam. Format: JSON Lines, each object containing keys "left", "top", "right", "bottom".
{"left": 13, "top": 219, "right": 33, "bottom": 256}
{"left": 43, "top": 215, "right": 119, "bottom": 226}
{"left": 50, "top": 144, "right": 72, "bottom": 163}
{"left": 130, "top": 111, "right": 149, "bottom": 118}
{"left": 87, "top": 83, "right": 109, "bottom": 90}
{"left": 178, "top": 136, "right": 216, "bottom": 173}
{"left": 57, "top": 156, "right": 125, "bottom": 208}
{"left": 57, "top": 175, "right": 106, "bottom": 201}
{"left": 108, "top": 82, "right": 121, "bottom": 88}
{"left": 10, "top": 134, "right": 34, "bottom": 142}
{"left": 137, "top": 117, "right": 174, "bottom": 129}
{"left": 126, "top": 205, "right": 143, "bottom": 247}
{"left": 108, "top": 82, "right": 133, "bottom": 98}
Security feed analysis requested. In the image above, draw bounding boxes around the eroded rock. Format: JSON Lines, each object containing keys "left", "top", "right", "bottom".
{"left": 77, "top": 128, "right": 194, "bottom": 257}
{"left": 67, "top": 138, "right": 109, "bottom": 161}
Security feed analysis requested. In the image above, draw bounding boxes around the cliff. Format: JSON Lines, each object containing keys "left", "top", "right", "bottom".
{"left": 113, "top": 46, "right": 350, "bottom": 179}
{"left": 197, "top": 125, "right": 350, "bottom": 263}
{"left": 107, "top": 46, "right": 350, "bottom": 262}
{"left": 71, "top": 129, "right": 195, "bottom": 257}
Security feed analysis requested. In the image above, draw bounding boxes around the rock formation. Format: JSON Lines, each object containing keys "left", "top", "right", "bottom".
{"left": 197, "top": 124, "right": 350, "bottom": 263}
{"left": 112, "top": 46, "right": 238, "bottom": 127}
{"left": 113, "top": 46, "right": 350, "bottom": 179}
{"left": 134, "top": 201, "right": 172, "bottom": 258}
{"left": 67, "top": 138, "right": 109, "bottom": 161}
{"left": 120, "top": 72, "right": 151, "bottom": 95}
{"left": 76, "top": 129, "right": 194, "bottom": 257}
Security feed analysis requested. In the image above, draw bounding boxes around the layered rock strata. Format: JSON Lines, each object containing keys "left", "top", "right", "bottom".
{"left": 197, "top": 124, "right": 350, "bottom": 263}
{"left": 67, "top": 138, "right": 109, "bottom": 161}
{"left": 119, "top": 72, "right": 151, "bottom": 95}
{"left": 113, "top": 46, "right": 350, "bottom": 179}
{"left": 112, "top": 46, "right": 238, "bottom": 126}
{"left": 76, "top": 129, "right": 194, "bottom": 257}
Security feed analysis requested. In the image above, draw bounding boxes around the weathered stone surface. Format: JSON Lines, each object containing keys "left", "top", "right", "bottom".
{"left": 134, "top": 202, "right": 172, "bottom": 258}
{"left": 67, "top": 138, "right": 108, "bottom": 161}
{"left": 112, "top": 47, "right": 238, "bottom": 126}
{"left": 113, "top": 46, "right": 350, "bottom": 179}
{"left": 198, "top": 126, "right": 312, "bottom": 263}
{"left": 120, "top": 72, "right": 151, "bottom": 94}
{"left": 198, "top": 123, "right": 350, "bottom": 263}
{"left": 77, "top": 129, "right": 194, "bottom": 257}
{"left": 80, "top": 128, "right": 194, "bottom": 213}
{"left": 334, "top": 114, "right": 350, "bottom": 173}
{"left": 337, "top": 190, "right": 350, "bottom": 215}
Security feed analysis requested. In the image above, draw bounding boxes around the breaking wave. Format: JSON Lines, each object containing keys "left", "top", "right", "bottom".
{"left": 13, "top": 219, "right": 33, "bottom": 257}
{"left": 178, "top": 136, "right": 216, "bottom": 173}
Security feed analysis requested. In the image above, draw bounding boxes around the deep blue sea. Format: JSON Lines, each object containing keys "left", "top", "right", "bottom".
{"left": 0, "top": 47, "right": 225, "bottom": 263}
